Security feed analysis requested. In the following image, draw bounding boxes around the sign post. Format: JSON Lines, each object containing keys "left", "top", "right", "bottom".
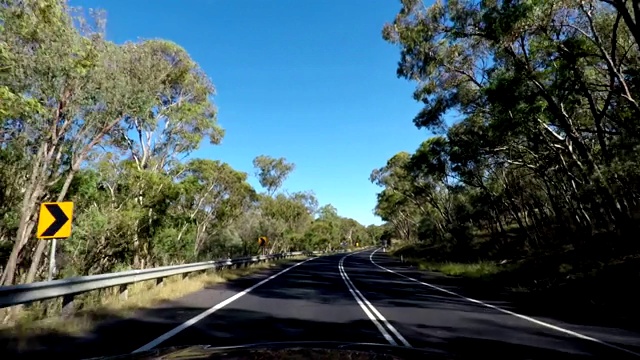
{"left": 48, "top": 238, "right": 56, "bottom": 281}
{"left": 36, "top": 202, "right": 74, "bottom": 281}
{"left": 258, "top": 236, "right": 268, "bottom": 256}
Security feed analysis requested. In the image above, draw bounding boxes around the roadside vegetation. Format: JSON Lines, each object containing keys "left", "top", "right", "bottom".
{"left": 0, "top": 0, "right": 382, "bottom": 324}
{"left": 5, "top": 259, "right": 300, "bottom": 332}
{"left": 0, "top": 256, "right": 306, "bottom": 352}
{"left": 374, "top": 0, "right": 640, "bottom": 322}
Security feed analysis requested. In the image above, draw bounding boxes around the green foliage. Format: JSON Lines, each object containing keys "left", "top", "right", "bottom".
{"left": 0, "top": 0, "right": 375, "bottom": 285}
{"left": 375, "top": 0, "right": 640, "bottom": 263}
{"left": 252, "top": 155, "right": 296, "bottom": 195}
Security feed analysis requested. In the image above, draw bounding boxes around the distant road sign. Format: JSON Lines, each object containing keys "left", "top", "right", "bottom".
{"left": 37, "top": 202, "right": 74, "bottom": 239}
{"left": 258, "top": 236, "right": 268, "bottom": 247}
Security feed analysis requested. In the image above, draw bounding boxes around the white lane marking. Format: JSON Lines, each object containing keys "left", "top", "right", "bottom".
{"left": 342, "top": 255, "right": 412, "bottom": 347}
{"left": 132, "top": 257, "right": 316, "bottom": 353}
{"left": 338, "top": 254, "right": 397, "bottom": 346}
{"left": 369, "top": 249, "right": 640, "bottom": 357}
{"left": 339, "top": 253, "right": 412, "bottom": 347}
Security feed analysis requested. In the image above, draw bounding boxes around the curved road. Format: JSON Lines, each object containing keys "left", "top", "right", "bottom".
{"left": 6, "top": 250, "right": 640, "bottom": 359}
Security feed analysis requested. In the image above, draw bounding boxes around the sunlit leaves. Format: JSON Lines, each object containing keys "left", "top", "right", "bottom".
{"left": 0, "top": 0, "right": 374, "bottom": 286}
{"left": 375, "top": 0, "right": 640, "bottom": 252}
{"left": 252, "top": 155, "right": 296, "bottom": 195}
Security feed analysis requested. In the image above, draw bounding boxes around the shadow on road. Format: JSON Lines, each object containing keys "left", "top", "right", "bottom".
{"left": 368, "top": 252, "right": 640, "bottom": 330}
{"left": 1, "top": 254, "right": 639, "bottom": 360}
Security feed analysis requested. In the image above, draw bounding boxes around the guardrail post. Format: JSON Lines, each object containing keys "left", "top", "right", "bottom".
{"left": 61, "top": 294, "right": 74, "bottom": 318}
{"left": 119, "top": 284, "right": 128, "bottom": 300}
{"left": 156, "top": 277, "right": 163, "bottom": 286}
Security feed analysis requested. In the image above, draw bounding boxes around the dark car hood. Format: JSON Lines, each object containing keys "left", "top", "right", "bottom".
{"left": 86, "top": 341, "right": 451, "bottom": 360}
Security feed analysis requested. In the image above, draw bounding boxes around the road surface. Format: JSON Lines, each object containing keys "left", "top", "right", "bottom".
{"left": 4, "top": 249, "right": 640, "bottom": 359}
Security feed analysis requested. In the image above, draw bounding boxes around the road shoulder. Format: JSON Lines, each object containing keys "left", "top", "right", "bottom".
{"left": 0, "top": 258, "right": 309, "bottom": 359}
{"left": 364, "top": 249, "right": 640, "bottom": 358}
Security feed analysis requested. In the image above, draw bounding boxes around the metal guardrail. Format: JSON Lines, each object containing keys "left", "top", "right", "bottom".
{"left": 0, "top": 250, "right": 328, "bottom": 313}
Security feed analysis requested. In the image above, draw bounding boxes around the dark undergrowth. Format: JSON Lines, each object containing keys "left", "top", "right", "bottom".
{"left": 392, "top": 229, "right": 640, "bottom": 328}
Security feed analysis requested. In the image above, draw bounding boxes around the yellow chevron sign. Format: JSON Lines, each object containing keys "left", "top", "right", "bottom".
{"left": 37, "top": 202, "right": 74, "bottom": 239}
{"left": 258, "top": 236, "right": 268, "bottom": 247}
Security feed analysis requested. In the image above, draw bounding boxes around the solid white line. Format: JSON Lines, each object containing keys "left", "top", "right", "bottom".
{"left": 369, "top": 249, "right": 640, "bottom": 357}
{"left": 338, "top": 254, "right": 397, "bottom": 346}
{"left": 341, "top": 255, "right": 412, "bottom": 347}
{"left": 132, "top": 257, "right": 316, "bottom": 353}
{"left": 338, "top": 253, "right": 412, "bottom": 347}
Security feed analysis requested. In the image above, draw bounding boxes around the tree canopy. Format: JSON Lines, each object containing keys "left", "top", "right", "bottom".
{"left": 0, "top": 0, "right": 379, "bottom": 286}
{"left": 373, "top": 0, "right": 640, "bottom": 260}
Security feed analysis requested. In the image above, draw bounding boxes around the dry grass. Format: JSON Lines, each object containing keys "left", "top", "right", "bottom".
{"left": 1, "top": 256, "right": 307, "bottom": 338}
{"left": 415, "top": 260, "right": 502, "bottom": 278}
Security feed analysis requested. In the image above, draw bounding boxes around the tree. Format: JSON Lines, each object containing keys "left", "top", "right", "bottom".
{"left": 176, "top": 159, "right": 255, "bottom": 256}
{"left": 0, "top": 0, "right": 133, "bottom": 284}
{"left": 374, "top": 0, "right": 640, "bottom": 261}
{"left": 252, "top": 155, "right": 295, "bottom": 196}
{"left": 0, "top": 0, "right": 369, "bottom": 300}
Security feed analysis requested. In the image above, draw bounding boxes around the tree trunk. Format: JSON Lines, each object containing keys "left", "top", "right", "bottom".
{"left": 1, "top": 144, "right": 48, "bottom": 286}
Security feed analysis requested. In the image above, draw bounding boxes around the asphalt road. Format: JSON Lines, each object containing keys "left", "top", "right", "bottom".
{"left": 4, "top": 249, "right": 640, "bottom": 359}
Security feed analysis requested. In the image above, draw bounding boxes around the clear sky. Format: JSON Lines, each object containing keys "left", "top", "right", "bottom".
{"left": 70, "top": 0, "right": 431, "bottom": 226}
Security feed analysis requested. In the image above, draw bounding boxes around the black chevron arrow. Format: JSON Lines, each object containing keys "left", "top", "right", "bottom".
{"left": 40, "top": 204, "right": 69, "bottom": 237}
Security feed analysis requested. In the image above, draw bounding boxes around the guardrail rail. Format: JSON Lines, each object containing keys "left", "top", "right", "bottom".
{"left": 0, "top": 250, "right": 329, "bottom": 316}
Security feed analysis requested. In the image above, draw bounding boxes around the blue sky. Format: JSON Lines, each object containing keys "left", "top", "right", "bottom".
{"left": 71, "top": 0, "right": 431, "bottom": 226}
